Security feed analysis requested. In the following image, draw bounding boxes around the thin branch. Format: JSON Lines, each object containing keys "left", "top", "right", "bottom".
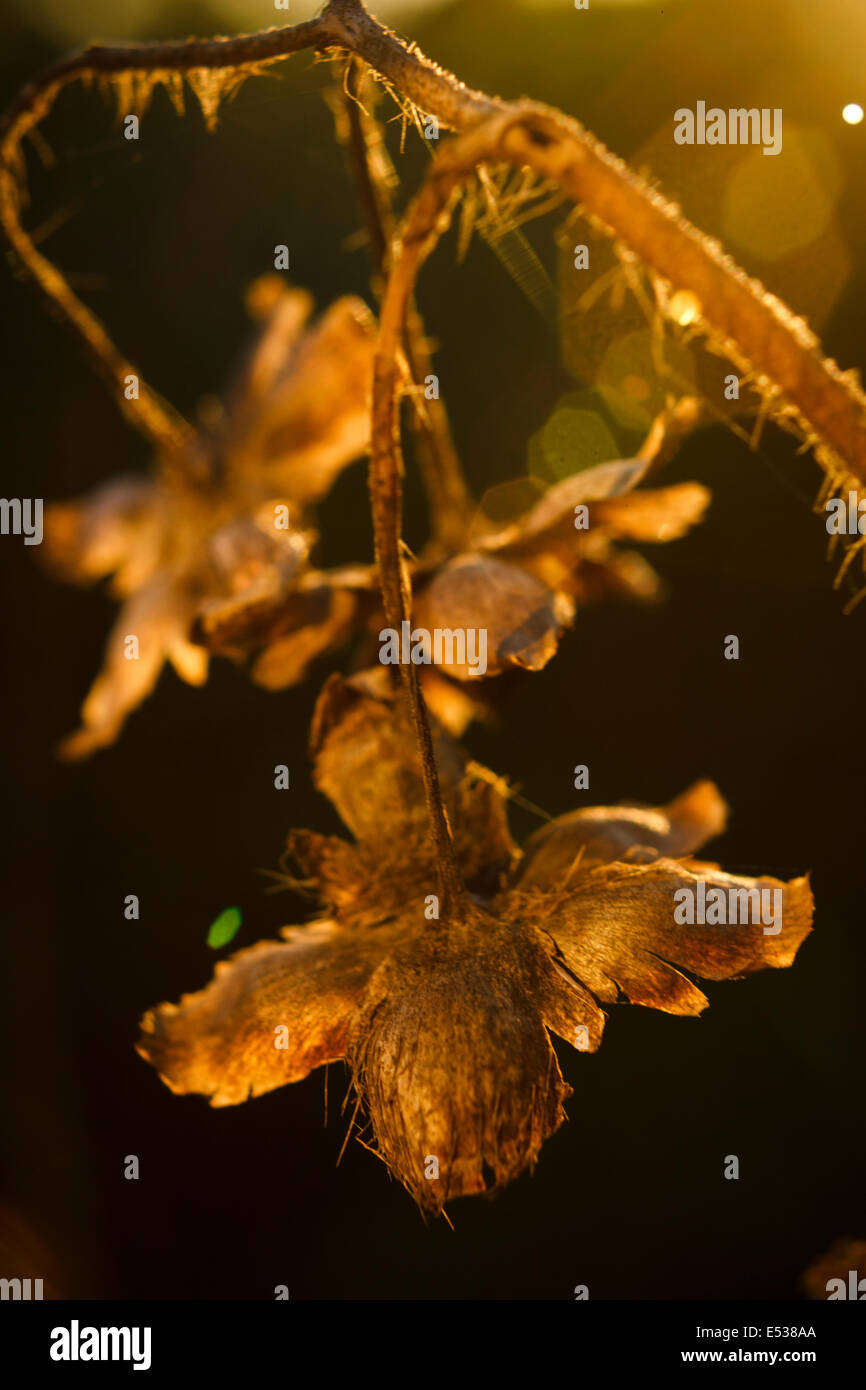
{"left": 338, "top": 58, "right": 473, "bottom": 553}
{"left": 0, "top": 22, "right": 329, "bottom": 460}
{"left": 0, "top": 1, "right": 485, "bottom": 460}
{"left": 368, "top": 345, "right": 467, "bottom": 912}
{"left": 4, "top": 0, "right": 865, "bottom": 479}
{"left": 372, "top": 104, "right": 866, "bottom": 493}
{"left": 340, "top": 58, "right": 394, "bottom": 277}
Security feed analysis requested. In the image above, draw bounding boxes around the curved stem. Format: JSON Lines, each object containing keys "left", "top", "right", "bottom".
{"left": 1, "top": 178, "right": 193, "bottom": 462}
{"left": 0, "top": 23, "right": 329, "bottom": 460}
{"left": 375, "top": 104, "right": 866, "bottom": 493}
{"left": 3, "top": 0, "right": 864, "bottom": 482}
{"left": 339, "top": 58, "right": 473, "bottom": 552}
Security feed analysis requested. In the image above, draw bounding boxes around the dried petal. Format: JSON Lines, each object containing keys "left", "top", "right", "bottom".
{"left": 413, "top": 554, "right": 574, "bottom": 678}
{"left": 43, "top": 477, "right": 165, "bottom": 594}
{"left": 136, "top": 919, "right": 398, "bottom": 1107}
{"left": 309, "top": 674, "right": 518, "bottom": 887}
{"left": 225, "top": 296, "right": 376, "bottom": 503}
{"left": 59, "top": 582, "right": 203, "bottom": 760}
{"left": 589, "top": 481, "right": 710, "bottom": 542}
{"left": 194, "top": 565, "right": 375, "bottom": 667}
{"left": 225, "top": 279, "right": 314, "bottom": 415}
{"left": 250, "top": 589, "right": 359, "bottom": 690}
{"left": 310, "top": 671, "right": 466, "bottom": 841}
{"left": 476, "top": 455, "right": 651, "bottom": 555}
{"left": 567, "top": 549, "right": 664, "bottom": 605}
{"left": 517, "top": 780, "right": 728, "bottom": 888}
{"left": 512, "top": 857, "right": 813, "bottom": 1016}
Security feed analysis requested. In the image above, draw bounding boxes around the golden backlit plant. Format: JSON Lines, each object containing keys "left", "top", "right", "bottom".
{"left": 3, "top": 0, "right": 844, "bottom": 1211}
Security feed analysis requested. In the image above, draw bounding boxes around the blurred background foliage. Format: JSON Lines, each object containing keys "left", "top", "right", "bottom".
{"left": 1, "top": 0, "right": 865, "bottom": 1299}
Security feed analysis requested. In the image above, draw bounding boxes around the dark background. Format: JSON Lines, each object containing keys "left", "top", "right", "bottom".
{"left": 1, "top": 0, "right": 864, "bottom": 1299}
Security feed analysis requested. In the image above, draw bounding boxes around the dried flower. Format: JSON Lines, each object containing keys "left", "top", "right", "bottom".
{"left": 138, "top": 671, "right": 812, "bottom": 1213}
{"left": 43, "top": 277, "right": 376, "bottom": 756}
{"left": 198, "top": 397, "right": 709, "bottom": 702}
{"left": 415, "top": 404, "right": 709, "bottom": 681}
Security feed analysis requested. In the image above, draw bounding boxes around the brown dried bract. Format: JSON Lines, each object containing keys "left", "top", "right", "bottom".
{"left": 42, "top": 277, "right": 376, "bottom": 756}
{"left": 138, "top": 672, "right": 812, "bottom": 1214}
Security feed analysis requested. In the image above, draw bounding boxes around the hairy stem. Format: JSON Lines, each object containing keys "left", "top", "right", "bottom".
{"left": 339, "top": 58, "right": 472, "bottom": 552}
{"left": 338, "top": 58, "right": 472, "bottom": 907}
{"left": 369, "top": 343, "right": 466, "bottom": 911}
{"left": 4, "top": 0, "right": 863, "bottom": 483}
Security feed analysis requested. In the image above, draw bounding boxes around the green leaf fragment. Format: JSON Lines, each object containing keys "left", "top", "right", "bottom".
{"left": 207, "top": 906, "right": 242, "bottom": 949}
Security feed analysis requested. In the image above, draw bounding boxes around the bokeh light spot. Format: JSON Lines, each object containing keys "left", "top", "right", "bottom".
{"left": 528, "top": 395, "right": 622, "bottom": 483}
{"left": 477, "top": 477, "right": 543, "bottom": 528}
{"left": 622, "top": 373, "right": 651, "bottom": 402}
{"left": 598, "top": 330, "right": 696, "bottom": 430}
{"left": 722, "top": 131, "right": 834, "bottom": 260}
